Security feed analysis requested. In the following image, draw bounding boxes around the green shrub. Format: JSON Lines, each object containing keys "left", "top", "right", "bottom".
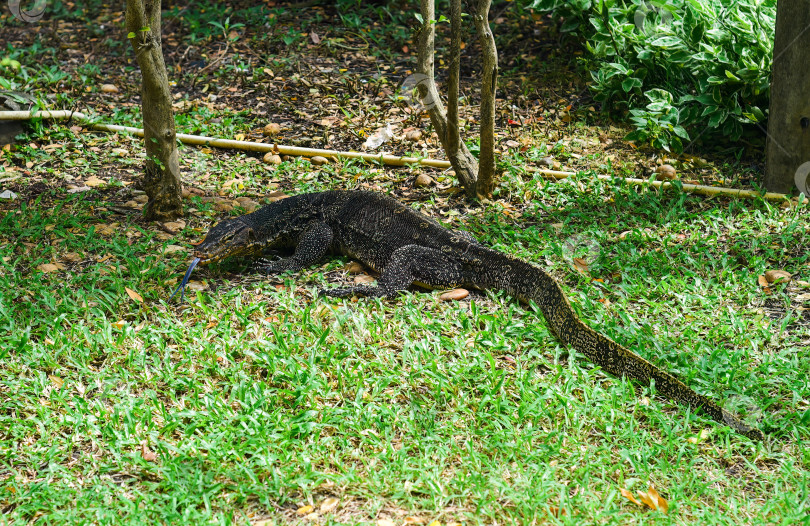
{"left": 531, "top": 0, "right": 775, "bottom": 152}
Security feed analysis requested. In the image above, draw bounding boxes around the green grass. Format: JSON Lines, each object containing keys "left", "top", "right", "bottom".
{"left": 1, "top": 172, "right": 808, "bottom": 524}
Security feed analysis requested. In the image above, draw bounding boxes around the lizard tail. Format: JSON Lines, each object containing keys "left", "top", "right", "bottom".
{"left": 474, "top": 249, "right": 764, "bottom": 440}
{"left": 537, "top": 276, "right": 764, "bottom": 440}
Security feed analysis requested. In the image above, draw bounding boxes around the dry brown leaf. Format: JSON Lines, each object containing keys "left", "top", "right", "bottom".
{"left": 38, "top": 263, "right": 60, "bottom": 273}
{"left": 344, "top": 261, "right": 365, "bottom": 274}
{"left": 319, "top": 497, "right": 338, "bottom": 513}
{"left": 376, "top": 520, "right": 395, "bottom": 526}
{"left": 49, "top": 375, "right": 64, "bottom": 389}
{"left": 296, "top": 505, "right": 313, "bottom": 516}
{"left": 263, "top": 153, "right": 282, "bottom": 165}
{"left": 637, "top": 490, "right": 657, "bottom": 510}
{"left": 112, "top": 320, "right": 127, "bottom": 329}
{"left": 354, "top": 274, "right": 376, "bottom": 284}
{"left": 647, "top": 485, "right": 668, "bottom": 513}
{"left": 415, "top": 173, "right": 433, "bottom": 187}
{"left": 164, "top": 245, "right": 186, "bottom": 255}
{"left": 262, "top": 123, "right": 281, "bottom": 136}
{"left": 84, "top": 175, "right": 106, "bottom": 187}
{"left": 764, "top": 269, "right": 791, "bottom": 284}
{"left": 757, "top": 275, "right": 769, "bottom": 287}
{"left": 125, "top": 287, "right": 143, "bottom": 303}
{"left": 403, "top": 518, "right": 423, "bottom": 524}
{"left": 141, "top": 443, "right": 157, "bottom": 462}
{"left": 620, "top": 487, "right": 642, "bottom": 506}
{"left": 573, "top": 257, "right": 589, "bottom": 273}
{"left": 654, "top": 164, "right": 677, "bottom": 180}
{"left": 439, "top": 288, "right": 469, "bottom": 301}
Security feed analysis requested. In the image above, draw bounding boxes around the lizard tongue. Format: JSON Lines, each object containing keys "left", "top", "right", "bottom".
{"left": 169, "top": 257, "right": 202, "bottom": 302}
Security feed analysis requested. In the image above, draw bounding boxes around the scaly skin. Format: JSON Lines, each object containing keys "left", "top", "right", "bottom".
{"left": 187, "top": 190, "right": 764, "bottom": 440}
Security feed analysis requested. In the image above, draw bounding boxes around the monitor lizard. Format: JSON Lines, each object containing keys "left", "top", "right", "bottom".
{"left": 172, "top": 189, "right": 764, "bottom": 440}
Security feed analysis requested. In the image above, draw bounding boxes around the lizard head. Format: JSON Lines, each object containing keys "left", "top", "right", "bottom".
{"left": 193, "top": 218, "right": 261, "bottom": 264}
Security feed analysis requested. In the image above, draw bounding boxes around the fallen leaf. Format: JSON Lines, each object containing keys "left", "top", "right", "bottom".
{"left": 37, "top": 263, "right": 60, "bottom": 273}
{"left": 112, "top": 320, "right": 127, "bottom": 329}
{"left": 573, "top": 257, "right": 589, "bottom": 273}
{"left": 49, "top": 375, "right": 64, "bottom": 389}
{"left": 354, "top": 274, "right": 376, "bottom": 284}
{"left": 620, "top": 487, "right": 642, "bottom": 506}
{"left": 185, "top": 281, "right": 207, "bottom": 293}
{"left": 262, "top": 123, "right": 282, "bottom": 136}
{"left": 646, "top": 485, "right": 668, "bottom": 513}
{"left": 296, "top": 505, "right": 314, "bottom": 516}
{"left": 764, "top": 269, "right": 791, "bottom": 284}
{"left": 84, "top": 175, "right": 106, "bottom": 187}
{"left": 654, "top": 164, "right": 677, "bottom": 180}
{"left": 164, "top": 245, "right": 187, "bottom": 255}
{"left": 263, "top": 152, "right": 282, "bottom": 164}
{"left": 319, "top": 497, "right": 338, "bottom": 513}
{"left": 415, "top": 173, "right": 433, "bottom": 187}
{"left": 141, "top": 443, "right": 157, "bottom": 462}
{"left": 757, "top": 275, "right": 769, "bottom": 287}
{"left": 344, "top": 261, "right": 365, "bottom": 274}
{"left": 376, "top": 520, "right": 395, "bottom": 526}
{"left": 125, "top": 287, "right": 143, "bottom": 303}
{"left": 439, "top": 288, "right": 469, "bottom": 301}
{"left": 97, "top": 224, "right": 117, "bottom": 236}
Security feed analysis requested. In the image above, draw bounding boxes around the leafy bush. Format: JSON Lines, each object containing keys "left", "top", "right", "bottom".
{"left": 531, "top": 0, "right": 775, "bottom": 152}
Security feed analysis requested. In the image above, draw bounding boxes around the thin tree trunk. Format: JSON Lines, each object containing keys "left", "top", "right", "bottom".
{"left": 446, "top": 0, "right": 461, "bottom": 160}
{"left": 765, "top": 0, "right": 810, "bottom": 195}
{"left": 126, "top": 0, "right": 182, "bottom": 220}
{"left": 417, "top": 0, "right": 479, "bottom": 198}
{"left": 473, "top": 0, "right": 498, "bottom": 198}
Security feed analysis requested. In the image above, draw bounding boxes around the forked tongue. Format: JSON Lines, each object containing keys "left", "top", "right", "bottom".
{"left": 169, "top": 257, "right": 201, "bottom": 302}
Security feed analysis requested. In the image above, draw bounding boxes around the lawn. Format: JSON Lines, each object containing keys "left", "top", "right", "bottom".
{"left": 1, "top": 1, "right": 809, "bottom": 524}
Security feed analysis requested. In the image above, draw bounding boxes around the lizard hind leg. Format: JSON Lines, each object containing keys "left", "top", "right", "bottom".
{"left": 322, "top": 244, "right": 465, "bottom": 299}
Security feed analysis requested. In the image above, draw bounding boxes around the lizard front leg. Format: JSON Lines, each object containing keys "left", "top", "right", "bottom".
{"left": 323, "top": 244, "right": 465, "bottom": 299}
{"left": 255, "top": 222, "right": 333, "bottom": 274}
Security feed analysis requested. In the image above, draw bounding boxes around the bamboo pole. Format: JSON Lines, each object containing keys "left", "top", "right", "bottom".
{"left": 0, "top": 110, "right": 793, "bottom": 202}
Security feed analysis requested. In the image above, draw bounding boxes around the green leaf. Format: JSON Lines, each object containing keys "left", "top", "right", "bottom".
{"left": 689, "top": 23, "right": 705, "bottom": 45}
{"left": 621, "top": 77, "right": 642, "bottom": 92}
{"left": 127, "top": 32, "right": 136, "bottom": 39}
{"left": 672, "top": 125, "right": 689, "bottom": 139}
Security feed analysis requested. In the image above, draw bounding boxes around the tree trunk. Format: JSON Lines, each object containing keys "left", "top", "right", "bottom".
{"left": 765, "top": 1, "right": 810, "bottom": 195}
{"left": 417, "top": 0, "right": 479, "bottom": 198}
{"left": 126, "top": 0, "right": 182, "bottom": 220}
{"left": 473, "top": 0, "right": 498, "bottom": 198}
